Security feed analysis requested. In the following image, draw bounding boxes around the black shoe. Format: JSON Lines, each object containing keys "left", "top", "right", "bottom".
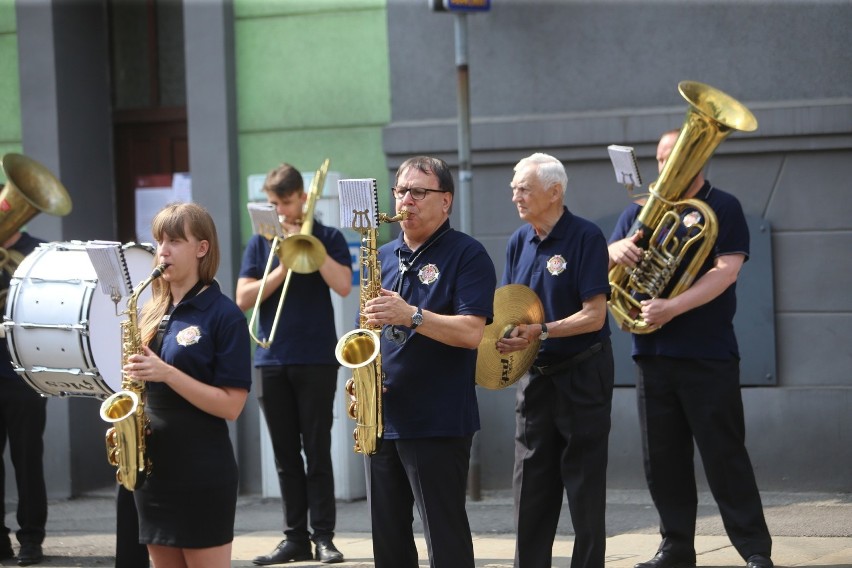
{"left": 635, "top": 551, "right": 697, "bottom": 568}
{"left": 17, "top": 543, "right": 42, "bottom": 566}
{"left": 314, "top": 538, "right": 344, "bottom": 564}
{"left": 252, "top": 539, "right": 312, "bottom": 565}
{"left": 0, "top": 540, "right": 13, "bottom": 560}
{"left": 746, "top": 554, "right": 774, "bottom": 568}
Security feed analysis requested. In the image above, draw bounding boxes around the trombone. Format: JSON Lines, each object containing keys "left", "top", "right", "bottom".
{"left": 248, "top": 158, "right": 330, "bottom": 348}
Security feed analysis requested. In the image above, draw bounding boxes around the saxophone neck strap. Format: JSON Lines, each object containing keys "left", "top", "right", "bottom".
{"left": 152, "top": 279, "right": 205, "bottom": 354}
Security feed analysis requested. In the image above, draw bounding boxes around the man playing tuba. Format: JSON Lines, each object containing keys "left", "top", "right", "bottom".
{"left": 608, "top": 130, "right": 773, "bottom": 568}
{"left": 0, "top": 154, "right": 72, "bottom": 567}
{"left": 0, "top": 228, "right": 49, "bottom": 567}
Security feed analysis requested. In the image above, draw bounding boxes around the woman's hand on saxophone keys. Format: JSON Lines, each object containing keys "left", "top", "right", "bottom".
{"left": 124, "top": 346, "right": 170, "bottom": 383}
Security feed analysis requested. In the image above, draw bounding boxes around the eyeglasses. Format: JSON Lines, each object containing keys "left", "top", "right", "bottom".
{"left": 391, "top": 186, "right": 447, "bottom": 201}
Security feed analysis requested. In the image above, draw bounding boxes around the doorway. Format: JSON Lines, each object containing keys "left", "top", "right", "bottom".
{"left": 108, "top": 0, "right": 188, "bottom": 243}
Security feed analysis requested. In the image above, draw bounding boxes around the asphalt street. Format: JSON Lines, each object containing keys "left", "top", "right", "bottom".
{"left": 4, "top": 488, "right": 849, "bottom": 567}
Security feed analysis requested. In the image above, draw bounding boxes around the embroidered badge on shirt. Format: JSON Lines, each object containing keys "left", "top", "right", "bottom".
{"left": 176, "top": 325, "right": 202, "bottom": 346}
{"left": 418, "top": 263, "right": 440, "bottom": 284}
{"left": 546, "top": 255, "right": 567, "bottom": 276}
{"left": 682, "top": 211, "right": 702, "bottom": 228}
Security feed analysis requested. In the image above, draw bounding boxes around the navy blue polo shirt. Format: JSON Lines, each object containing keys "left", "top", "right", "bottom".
{"left": 503, "top": 207, "right": 611, "bottom": 366}
{"left": 378, "top": 220, "right": 496, "bottom": 439}
{"left": 0, "top": 232, "right": 44, "bottom": 381}
{"left": 239, "top": 219, "right": 351, "bottom": 366}
{"left": 150, "top": 280, "right": 252, "bottom": 393}
{"left": 608, "top": 181, "right": 749, "bottom": 360}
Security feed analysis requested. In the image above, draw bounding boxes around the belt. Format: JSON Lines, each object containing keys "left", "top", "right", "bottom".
{"left": 530, "top": 342, "right": 604, "bottom": 376}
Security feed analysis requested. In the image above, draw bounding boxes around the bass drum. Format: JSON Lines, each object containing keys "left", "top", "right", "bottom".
{"left": 4, "top": 242, "right": 156, "bottom": 398}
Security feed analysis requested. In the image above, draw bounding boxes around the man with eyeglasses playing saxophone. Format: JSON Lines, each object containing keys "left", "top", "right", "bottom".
{"left": 360, "top": 156, "right": 496, "bottom": 568}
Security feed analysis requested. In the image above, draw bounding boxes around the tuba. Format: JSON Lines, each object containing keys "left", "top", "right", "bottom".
{"left": 99, "top": 263, "right": 166, "bottom": 491}
{"left": 334, "top": 179, "right": 407, "bottom": 455}
{"left": 0, "top": 153, "right": 73, "bottom": 307}
{"left": 608, "top": 81, "right": 757, "bottom": 334}
{"left": 248, "top": 159, "right": 329, "bottom": 348}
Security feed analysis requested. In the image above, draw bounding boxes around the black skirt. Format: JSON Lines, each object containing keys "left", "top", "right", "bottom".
{"left": 134, "top": 386, "right": 238, "bottom": 548}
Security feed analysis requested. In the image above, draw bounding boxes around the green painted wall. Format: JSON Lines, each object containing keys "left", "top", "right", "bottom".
{"left": 234, "top": 0, "right": 390, "bottom": 242}
{"left": 0, "top": 0, "right": 21, "bottom": 162}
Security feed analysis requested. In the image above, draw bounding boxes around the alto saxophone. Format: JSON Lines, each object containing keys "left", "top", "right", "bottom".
{"left": 99, "top": 263, "right": 166, "bottom": 491}
{"left": 334, "top": 179, "right": 407, "bottom": 455}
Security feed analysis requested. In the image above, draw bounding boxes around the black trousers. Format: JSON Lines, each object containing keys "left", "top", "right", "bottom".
{"left": 636, "top": 356, "right": 772, "bottom": 561}
{"left": 0, "top": 377, "right": 47, "bottom": 547}
{"left": 259, "top": 364, "right": 338, "bottom": 542}
{"left": 366, "top": 436, "right": 475, "bottom": 568}
{"left": 513, "top": 340, "right": 614, "bottom": 568}
{"left": 115, "top": 485, "right": 148, "bottom": 567}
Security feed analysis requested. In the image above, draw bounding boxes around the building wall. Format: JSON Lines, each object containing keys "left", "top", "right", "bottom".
{"left": 385, "top": 1, "right": 852, "bottom": 492}
{"left": 0, "top": 0, "right": 20, "bottom": 157}
{"left": 1, "top": 0, "right": 119, "bottom": 499}
{"left": 233, "top": 0, "right": 392, "bottom": 237}
{"left": 230, "top": 0, "right": 392, "bottom": 493}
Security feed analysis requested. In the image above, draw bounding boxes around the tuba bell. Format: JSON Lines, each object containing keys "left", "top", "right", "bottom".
{"left": 608, "top": 81, "right": 757, "bottom": 334}
{"left": 0, "top": 153, "right": 73, "bottom": 307}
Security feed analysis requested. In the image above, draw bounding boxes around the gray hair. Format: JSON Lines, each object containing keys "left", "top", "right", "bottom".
{"left": 514, "top": 152, "right": 567, "bottom": 196}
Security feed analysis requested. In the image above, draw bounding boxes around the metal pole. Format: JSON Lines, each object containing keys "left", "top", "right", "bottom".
{"left": 454, "top": 12, "right": 473, "bottom": 236}
{"left": 454, "top": 11, "right": 481, "bottom": 502}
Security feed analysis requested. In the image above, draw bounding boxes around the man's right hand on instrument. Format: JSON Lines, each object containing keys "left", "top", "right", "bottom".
{"left": 608, "top": 230, "right": 644, "bottom": 268}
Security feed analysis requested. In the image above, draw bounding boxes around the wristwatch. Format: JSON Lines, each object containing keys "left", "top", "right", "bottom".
{"left": 411, "top": 306, "right": 424, "bottom": 329}
{"left": 539, "top": 323, "right": 549, "bottom": 341}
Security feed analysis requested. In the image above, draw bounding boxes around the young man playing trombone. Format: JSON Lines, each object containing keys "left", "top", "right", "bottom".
{"left": 236, "top": 163, "right": 352, "bottom": 565}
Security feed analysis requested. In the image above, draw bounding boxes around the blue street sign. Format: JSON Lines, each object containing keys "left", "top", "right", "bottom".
{"left": 443, "top": 0, "right": 490, "bottom": 12}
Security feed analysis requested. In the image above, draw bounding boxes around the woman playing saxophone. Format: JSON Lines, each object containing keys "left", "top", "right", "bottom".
{"left": 122, "top": 202, "right": 251, "bottom": 568}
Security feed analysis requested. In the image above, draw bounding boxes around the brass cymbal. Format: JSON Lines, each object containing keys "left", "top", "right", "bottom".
{"left": 475, "top": 284, "right": 544, "bottom": 390}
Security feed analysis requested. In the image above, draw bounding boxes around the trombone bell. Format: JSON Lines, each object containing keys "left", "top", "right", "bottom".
{"left": 277, "top": 233, "right": 326, "bottom": 274}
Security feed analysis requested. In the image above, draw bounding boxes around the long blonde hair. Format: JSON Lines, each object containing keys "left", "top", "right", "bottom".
{"left": 138, "top": 202, "right": 220, "bottom": 345}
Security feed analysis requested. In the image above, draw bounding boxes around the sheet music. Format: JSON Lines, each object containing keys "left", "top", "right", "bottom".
{"left": 338, "top": 179, "right": 378, "bottom": 231}
{"left": 607, "top": 144, "right": 643, "bottom": 190}
{"left": 247, "top": 202, "right": 284, "bottom": 239}
{"left": 85, "top": 240, "right": 132, "bottom": 298}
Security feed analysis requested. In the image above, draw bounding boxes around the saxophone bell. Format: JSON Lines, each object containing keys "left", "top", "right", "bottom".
{"left": 336, "top": 329, "right": 381, "bottom": 369}
{"left": 101, "top": 390, "right": 147, "bottom": 489}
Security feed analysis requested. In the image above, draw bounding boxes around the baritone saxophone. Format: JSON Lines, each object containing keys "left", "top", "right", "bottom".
{"left": 334, "top": 179, "right": 407, "bottom": 455}
{"left": 99, "top": 263, "right": 166, "bottom": 491}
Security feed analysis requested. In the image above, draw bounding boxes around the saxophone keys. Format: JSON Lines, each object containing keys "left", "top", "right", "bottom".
{"left": 105, "top": 428, "right": 120, "bottom": 466}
